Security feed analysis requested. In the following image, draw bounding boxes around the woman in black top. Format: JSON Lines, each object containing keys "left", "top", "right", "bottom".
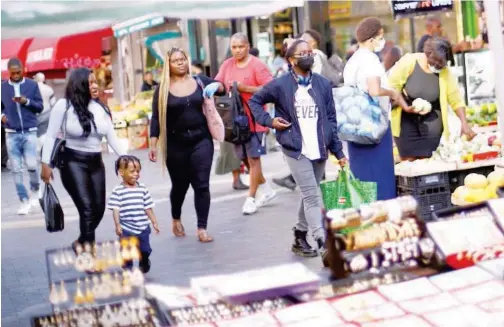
{"left": 149, "top": 47, "right": 225, "bottom": 242}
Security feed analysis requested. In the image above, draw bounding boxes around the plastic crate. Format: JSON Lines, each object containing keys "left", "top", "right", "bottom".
{"left": 398, "top": 185, "right": 451, "bottom": 221}
{"left": 396, "top": 172, "right": 449, "bottom": 191}
{"left": 448, "top": 166, "right": 495, "bottom": 193}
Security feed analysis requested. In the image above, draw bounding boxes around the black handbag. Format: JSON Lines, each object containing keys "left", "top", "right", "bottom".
{"left": 49, "top": 106, "right": 69, "bottom": 169}
{"left": 214, "top": 82, "right": 251, "bottom": 145}
{"left": 39, "top": 183, "right": 64, "bottom": 232}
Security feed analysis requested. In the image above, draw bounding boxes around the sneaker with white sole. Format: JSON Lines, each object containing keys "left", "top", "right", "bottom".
{"left": 17, "top": 200, "right": 31, "bottom": 215}
{"left": 30, "top": 192, "right": 40, "bottom": 208}
{"left": 242, "top": 197, "right": 258, "bottom": 215}
{"left": 256, "top": 182, "right": 277, "bottom": 207}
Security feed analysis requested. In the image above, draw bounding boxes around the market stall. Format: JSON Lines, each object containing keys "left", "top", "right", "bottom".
{"left": 31, "top": 195, "right": 504, "bottom": 326}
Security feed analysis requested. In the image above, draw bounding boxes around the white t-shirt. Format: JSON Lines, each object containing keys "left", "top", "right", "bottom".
{"left": 295, "top": 85, "right": 320, "bottom": 160}
{"left": 343, "top": 47, "right": 390, "bottom": 112}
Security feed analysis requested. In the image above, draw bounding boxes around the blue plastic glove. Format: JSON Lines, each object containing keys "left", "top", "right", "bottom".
{"left": 203, "top": 82, "right": 220, "bottom": 98}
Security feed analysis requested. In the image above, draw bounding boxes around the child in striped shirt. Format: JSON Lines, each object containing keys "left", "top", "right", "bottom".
{"left": 108, "top": 155, "right": 160, "bottom": 273}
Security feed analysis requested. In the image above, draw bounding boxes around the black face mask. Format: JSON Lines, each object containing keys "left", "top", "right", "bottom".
{"left": 296, "top": 56, "right": 314, "bottom": 72}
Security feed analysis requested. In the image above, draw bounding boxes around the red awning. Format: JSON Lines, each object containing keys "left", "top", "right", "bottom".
{"left": 1, "top": 38, "right": 34, "bottom": 79}
{"left": 25, "top": 27, "right": 112, "bottom": 78}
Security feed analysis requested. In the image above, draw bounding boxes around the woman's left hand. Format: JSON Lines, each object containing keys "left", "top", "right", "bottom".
{"left": 203, "top": 82, "right": 221, "bottom": 98}
{"left": 461, "top": 123, "right": 477, "bottom": 141}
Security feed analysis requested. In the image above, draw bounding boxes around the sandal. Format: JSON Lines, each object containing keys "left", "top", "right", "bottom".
{"left": 172, "top": 220, "right": 186, "bottom": 237}
{"left": 197, "top": 229, "right": 214, "bottom": 243}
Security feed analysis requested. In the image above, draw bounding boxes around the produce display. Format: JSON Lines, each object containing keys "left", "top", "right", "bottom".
{"left": 431, "top": 133, "right": 500, "bottom": 163}
{"left": 466, "top": 102, "right": 498, "bottom": 127}
{"left": 452, "top": 170, "right": 504, "bottom": 205}
{"left": 111, "top": 90, "right": 154, "bottom": 124}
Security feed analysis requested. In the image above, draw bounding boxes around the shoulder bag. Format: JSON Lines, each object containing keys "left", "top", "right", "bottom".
{"left": 49, "top": 104, "right": 70, "bottom": 169}
{"left": 195, "top": 77, "right": 225, "bottom": 142}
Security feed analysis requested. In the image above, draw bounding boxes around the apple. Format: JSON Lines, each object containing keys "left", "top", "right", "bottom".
{"left": 481, "top": 103, "right": 489, "bottom": 114}
{"left": 488, "top": 103, "right": 497, "bottom": 114}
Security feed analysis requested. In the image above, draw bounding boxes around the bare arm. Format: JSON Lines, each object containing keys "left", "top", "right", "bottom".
{"left": 146, "top": 209, "right": 160, "bottom": 233}
{"left": 113, "top": 209, "right": 122, "bottom": 236}
{"left": 367, "top": 77, "right": 412, "bottom": 112}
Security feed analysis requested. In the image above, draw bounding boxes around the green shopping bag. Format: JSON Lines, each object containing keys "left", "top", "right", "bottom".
{"left": 320, "top": 167, "right": 377, "bottom": 210}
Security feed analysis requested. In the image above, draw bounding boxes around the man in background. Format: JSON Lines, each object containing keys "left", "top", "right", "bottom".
{"left": 417, "top": 16, "right": 455, "bottom": 64}
{"left": 1, "top": 58, "right": 43, "bottom": 215}
{"left": 33, "top": 72, "right": 55, "bottom": 156}
{"left": 140, "top": 71, "right": 158, "bottom": 92}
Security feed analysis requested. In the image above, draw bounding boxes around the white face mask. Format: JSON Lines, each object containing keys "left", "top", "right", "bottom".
{"left": 374, "top": 38, "right": 386, "bottom": 52}
{"left": 428, "top": 65, "right": 442, "bottom": 74}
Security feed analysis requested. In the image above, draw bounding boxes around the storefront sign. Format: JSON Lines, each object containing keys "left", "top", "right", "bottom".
{"left": 1, "top": 59, "right": 8, "bottom": 72}
{"left": 26, "top": 47, "right": 54, "bottom": 63}
{"left": 329, "top": 1, "right": 352, "bottom": 19}
{"left": 113, "top": 15, "right": 165, "bottom": 38}
{"left": 391, "top": 0, "right": 453, "bottom": 18}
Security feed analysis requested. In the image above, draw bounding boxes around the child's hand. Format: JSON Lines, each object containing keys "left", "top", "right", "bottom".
{"left": 115, "top": 224, "right": 122, "bottom": 236}
{"left": 153, "top": 222, "right": 160, "bottom": 234}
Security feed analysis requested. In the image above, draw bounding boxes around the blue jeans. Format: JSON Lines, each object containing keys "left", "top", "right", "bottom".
{"left": 121, "top": 225, "right": 152, "bottom": 255}
{"left": 5, "top": 131, "right": 40, "bottom": 201}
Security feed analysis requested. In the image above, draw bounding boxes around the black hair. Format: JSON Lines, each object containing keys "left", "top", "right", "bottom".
{"left": 424, "top": 37, "right": 451, "bottom": 69}
{"left": 249, "top": 47, "right": 260, "bottom": 57}
{"left": 7, "top": 58, "right": 22, "bottom": 69}
{"left": 65, "top": 68, "right": 96, "bottom": 137}
{"left": 303, "top": 29, "right": 322, "bottom": 47}
{"left": 115, "top": 155, "right": 141, "bottom": 175}
{"left": 285, "top": 39, "right": 308, "bottom": 60}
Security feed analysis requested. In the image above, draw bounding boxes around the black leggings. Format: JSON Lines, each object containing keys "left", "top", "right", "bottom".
{"left": 166, "top": 136, "right": 214, "bottom": 229}
{"left": 60, "top": 148, "right": 106, "bottom": 244}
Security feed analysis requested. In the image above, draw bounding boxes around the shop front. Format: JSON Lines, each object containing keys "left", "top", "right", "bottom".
{"left": 1, "top": 38, "right": 33, "bottom": 80}
{"left": 24, "top": 27, "right": 113, "bottom": 98}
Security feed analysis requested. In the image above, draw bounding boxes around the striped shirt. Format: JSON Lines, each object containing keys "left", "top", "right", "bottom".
{"left": 107, "top": 183, "right": 155, "bottom": 234}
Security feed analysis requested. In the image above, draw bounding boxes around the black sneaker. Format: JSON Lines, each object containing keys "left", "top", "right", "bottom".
{"left": 140, "top": 258, "right": 151, "bottom": 273}
{"left": 273, "top": 175, "right": 297, "bottom": 191}
{"left": 317, "top": 238, "right": 329, "bottom": 267}
{"left": 291, "top": 228, "right": 317, "bottom": 257}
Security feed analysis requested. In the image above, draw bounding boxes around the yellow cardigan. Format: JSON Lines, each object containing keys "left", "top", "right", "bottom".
{"left": 387, "top": 53, "right": 465, "bottom": 139}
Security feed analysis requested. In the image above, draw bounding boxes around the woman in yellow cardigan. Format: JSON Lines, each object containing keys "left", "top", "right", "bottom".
{"left": 388, "top": 37, "right": 475, "bottom": 161}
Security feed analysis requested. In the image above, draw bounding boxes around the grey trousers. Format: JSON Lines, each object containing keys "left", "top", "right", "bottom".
{"left": 285, "top": 154, "right": 326, "bottom": 241}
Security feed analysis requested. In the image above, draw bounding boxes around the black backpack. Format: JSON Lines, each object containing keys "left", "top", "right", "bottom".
{"left": 214, "top": 82, "right": 251, "bottom": 145}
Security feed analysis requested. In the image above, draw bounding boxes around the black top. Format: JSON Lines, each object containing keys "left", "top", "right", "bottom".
{"left": 150, "top": 74, "right": 222, "bottom": 141}
{"left": 141, "top": 81, "right": 159, "bottom": 92}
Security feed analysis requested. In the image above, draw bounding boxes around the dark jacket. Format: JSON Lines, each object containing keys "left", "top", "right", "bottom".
{"left": 249, "top": 73, "right": 344, "bottom": 160}
{"left": 1, "top": 78, "right": 43, "bottom": 131}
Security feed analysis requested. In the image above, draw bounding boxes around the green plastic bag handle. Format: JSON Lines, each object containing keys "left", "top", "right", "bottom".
{"left": 341, "top": 166, "right": 364, "bottom": 208}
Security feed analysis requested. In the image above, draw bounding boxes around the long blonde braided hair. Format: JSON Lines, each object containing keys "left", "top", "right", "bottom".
{"left": 157, "top": 47, "right": 189, "bottom": 165}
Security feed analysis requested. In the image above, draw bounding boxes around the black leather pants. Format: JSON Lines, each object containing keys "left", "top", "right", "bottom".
{"left": 60, "top": 148, "right": 106, "bottom": 244}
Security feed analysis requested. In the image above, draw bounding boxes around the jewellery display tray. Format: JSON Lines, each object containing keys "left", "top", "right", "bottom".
{"left": 31, "top": 298, "right": 168, "bottom": 327}
{"left": 48, "top": 275, "right": 146, "bottom": 311}
{"left": 324, "top": 196, "right": 436, "bottom": 280}
{"left": 163, "top": 296, "right": 297, "bottom": 326}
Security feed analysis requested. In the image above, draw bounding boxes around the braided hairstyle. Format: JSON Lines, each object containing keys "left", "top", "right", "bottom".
{"left": 115, "top": 155, "right": 141, "bottom": 175}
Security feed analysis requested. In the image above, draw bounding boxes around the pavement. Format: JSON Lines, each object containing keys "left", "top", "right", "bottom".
{"left": 0, "top": 148, "right": 342, "bottom": 326}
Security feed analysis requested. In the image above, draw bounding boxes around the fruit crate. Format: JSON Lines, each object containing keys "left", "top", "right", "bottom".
{"left": 396, "top": 171, "right": 450, "bottom": 191}
{"left": 448, "top": 166, "right": 495, "bottom": 193}
{"left": 397, "top": 174, "right": 451, "bottom": 222}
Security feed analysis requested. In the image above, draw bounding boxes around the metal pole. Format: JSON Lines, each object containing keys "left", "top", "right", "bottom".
{"left": 483, "top": 0, "right": 504, "bottom": 144}
{"left": 207, "top": 20, "right": 219, "bottom": 78}
{"left": 116, "top": 37, "right": 126, "bottom": 104}
{"left": 409, "top": 17, "right": 416, "bottom": 52}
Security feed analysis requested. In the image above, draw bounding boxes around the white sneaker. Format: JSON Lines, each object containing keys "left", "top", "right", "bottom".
{"left": 30, "top": 193, "right": 40, "bottom": 208}
{"left": 17, "top": 200, "right": 31, "bottom": 215}
{"left": 242, "top": 197, "right": 258, "bottom": 215}
{"left": 256, "top": 182, "right": 277, "bottom": 207}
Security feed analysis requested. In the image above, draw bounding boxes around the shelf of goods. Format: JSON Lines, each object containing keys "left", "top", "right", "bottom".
{"left": 394, "top": 130, "right": 504, "bottom": 220}
{"left": 108, "top": 90, "right": 153, "bottom": 151}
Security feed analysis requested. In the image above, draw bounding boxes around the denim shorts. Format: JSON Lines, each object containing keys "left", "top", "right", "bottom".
{"left": 234, "top": 132, "right": 266, "bottom": 159}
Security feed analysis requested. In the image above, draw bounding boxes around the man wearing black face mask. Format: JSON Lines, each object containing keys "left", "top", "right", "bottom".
{"left": 249, "top": 39, "right": 347, "bottom": 265}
